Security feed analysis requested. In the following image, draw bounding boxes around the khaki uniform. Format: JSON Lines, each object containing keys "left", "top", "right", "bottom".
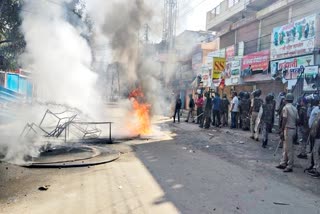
{"left": 280, "top": 103, "right": 299, "bottom": 169}
{"left": 313, "top": 139, "right": 320, "bottom": 172}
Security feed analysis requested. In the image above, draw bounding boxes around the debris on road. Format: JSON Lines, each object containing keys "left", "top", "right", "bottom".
{"left": 38, "top": 185, "right": 50, "bottom": 191}
{"left": 273, "top": 202, "right": 290, "bottom": 206}
{"left": 205, "top": 145, "right": 210, "bottom": 148}
{"left": 182, "top": 147, "right": 187, "bottom": 150}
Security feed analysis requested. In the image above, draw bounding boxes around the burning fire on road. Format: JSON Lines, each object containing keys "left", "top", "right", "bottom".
{"left": 128, "top": 88, "right": 152, "bottom": 135}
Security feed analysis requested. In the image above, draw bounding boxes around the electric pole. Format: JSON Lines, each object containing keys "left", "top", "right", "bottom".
{"left": 162, "top": 0, "right": 178, "bottom": 51}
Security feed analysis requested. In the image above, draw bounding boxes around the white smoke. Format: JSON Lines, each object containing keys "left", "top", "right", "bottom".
{"left": 20, "top": 0, "right": 101, "bottom": 116}
{"left": 0, "top": 0, "right": 176, "bottom": 163}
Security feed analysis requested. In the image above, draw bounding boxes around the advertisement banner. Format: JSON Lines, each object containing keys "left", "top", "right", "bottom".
{"left": 206, "top": 49, "right": 226, "bottom": 69}
{"left": 225, "top": 58, "right": 241, "bottom": 86}
{"left": 241, "top": 50, "right": 270, "bottom": 77}
{"left": 271, "top": 14, "right": 317, "bottom": 60}
{"left": 198, "top": 66, "right": 211, "bottom": 88}
{"left": 226, "top": 45, "right": 235, "bottom": 60}
{"left": 212, "top": 57, "right": 226, "bottom": 79}
{"left": 271, "top": 55, "right": 314, "bottom": 80}
{"left": 303, "top": 66, "right": 319, "bottom": 91}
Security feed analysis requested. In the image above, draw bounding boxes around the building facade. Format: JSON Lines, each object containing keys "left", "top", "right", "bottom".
{"left": 206, "top": 0, "right": 320, "bottom": 100}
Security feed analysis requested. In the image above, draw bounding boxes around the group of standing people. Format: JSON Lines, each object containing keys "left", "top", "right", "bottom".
{"left": 172, "top": 89, "right": 320, "bottom": 177}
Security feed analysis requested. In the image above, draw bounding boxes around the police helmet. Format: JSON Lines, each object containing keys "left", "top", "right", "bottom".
{"left": 239, "top": 91, "right": 245, "bottom": 99}
{"left": 244, "top": 92, "right": 250, "bottom": 99}
{"left": 285, "top": 93, "right": 294, "bottom": 101}
{"left": 252, "top": 89, "right": 262, "bottom": 97}
{"left": 266, "top": 95, "right": 273, "bottom": 103}
{"left": 268, "top": 93, "right": 275, "bottom": 100}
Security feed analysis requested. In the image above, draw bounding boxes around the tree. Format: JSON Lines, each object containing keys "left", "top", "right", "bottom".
{"left": 0, "top": 0, "right": 25, "bottom": 70}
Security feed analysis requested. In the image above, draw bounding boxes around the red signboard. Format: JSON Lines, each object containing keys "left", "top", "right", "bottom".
{"left": 241, "top": 50, "right": 270, "bottom": 71}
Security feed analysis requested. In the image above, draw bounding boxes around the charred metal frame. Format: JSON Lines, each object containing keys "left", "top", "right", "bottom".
{"left": 20, "top": 109, "right": 113, "bottom": 143}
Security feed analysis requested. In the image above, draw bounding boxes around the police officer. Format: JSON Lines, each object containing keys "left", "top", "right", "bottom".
{"left": 269, "top": 93, "right": 276, "bottom": 133}
{"left": 306, "top": 111, "right": 320, "bottom": 178}
{"left": 259, "top": 94, "right": 274, "bottom": 148}
{"left": 250, "top": 89, "right": 263, "bottom": 141}
{"left": 200, "top": 91, "right": 212, "bottom": 129}
{"left": 276, "top": 93, "right": 299, "bottom": 173}
{"left": 220, "top": 94, "right": 230, "bottom": 127}
{"left": 239, "top": 92, "right": 251, "bottom": 131}
{"left": 297, "top": 97, "right": 309, "bottom": 159}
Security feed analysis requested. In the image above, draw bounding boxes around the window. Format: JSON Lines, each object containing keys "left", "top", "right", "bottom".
{"left": 228, "top": 0, "right": 241, "bottom": 8}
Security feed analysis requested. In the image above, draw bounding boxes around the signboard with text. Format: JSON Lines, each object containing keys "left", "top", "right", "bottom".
{"left": 241, "top": 50, "right": 270, "bottom": 82}
{"left": 225, "top": 58, "right": 241, "bottom": 86}
{"left": 212, "top": 57, "right": 226, "bottom": 79}
{"left": 271, "top": 14, "right": 318, "bottom": 60}
{"left": 206, "top": 49, "right": 226, "bottom": 69}
{"left": 271, "top": 54, "right": 314, "bottom": 80}
{"left": 303, "top": 66, "right": 319, "bottom": 91}
{"left": 241, "top": 50, "right": 270, "bottom": 74}
{"left": 226, "top": 45, "right": 235, "bottom": 60}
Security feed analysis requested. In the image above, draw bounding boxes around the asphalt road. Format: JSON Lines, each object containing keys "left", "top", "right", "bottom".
{"left": 1, "top": 119, "right": 320, "bottom": 214}
{"left": 132, "top": 121, "right": 320, "bottom": 214}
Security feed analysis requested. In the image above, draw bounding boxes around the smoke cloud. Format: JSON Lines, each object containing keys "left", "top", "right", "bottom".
{"left": 0, "top": 0, "right": 175, "bottom": 163}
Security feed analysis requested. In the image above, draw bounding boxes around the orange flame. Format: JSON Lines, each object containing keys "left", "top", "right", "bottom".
{"left": 128, "top": 88, "right": 152, "bottom": 135}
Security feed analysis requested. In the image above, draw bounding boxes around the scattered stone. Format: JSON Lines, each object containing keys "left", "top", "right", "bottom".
{"left": 213, "top": 208, "right": 216, "bottom": 211}
{"left": 236, "top": 206, "right": 240, "bottom": 210}
{"left": 182, "top": 147, "right": 187, "bottom": 150}
{"left": 118, "top": 186, "right": 123, "bottom": 189}
{"left": 189, "top": 150, "right": 195, "bottom": 153}
{"left": 6, "top": 167, "right": 8, "bottom": 170}
{"left": 273, "top": 202, "right": 290, "bottom": 206}
{"left": 239, "top": 141, "right": 244, "bottom": 144}
{"left": 38, "top": 185, "right": 50, "bottom": 191}
{"left": 205, "top": 145, "right": 210, "bottom": 148}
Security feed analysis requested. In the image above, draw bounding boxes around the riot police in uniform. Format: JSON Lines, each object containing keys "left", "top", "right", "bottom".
{"left": 250, "top": 89, "right": 263, "bottom": 141}
{"left": 260, "top": 94, "right": 274, "bottom": 148}
{"left": 239, "top": 92, "right": 251, "bottom": 131}
{"left": 200, "top": 91, "right": 212, "bottom": 129}
{"left": 269, "top": 93, "right": 276, "bottom": 133}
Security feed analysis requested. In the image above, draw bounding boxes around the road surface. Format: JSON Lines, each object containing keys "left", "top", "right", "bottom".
{"left": 1, "top": 119, "right": 320, "bottom": 214}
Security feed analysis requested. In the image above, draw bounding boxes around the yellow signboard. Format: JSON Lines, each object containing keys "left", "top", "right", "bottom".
{"left": 212, "top": 57, "right": 226, "bottom": 79}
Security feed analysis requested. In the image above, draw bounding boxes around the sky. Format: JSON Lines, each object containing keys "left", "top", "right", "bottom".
{"left": 178, "top": 0, "right": 222, "bottom": 32}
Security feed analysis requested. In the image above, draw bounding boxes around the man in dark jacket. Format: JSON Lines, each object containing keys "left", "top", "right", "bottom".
{"left": 200, "top": 91, "right": 212, "bottom": 129}
{"left": 173, "top": 95, "right": 182, "bottom": 123}
{"left": 185, "top": 94, "right": 195, "bottom": 123}
{"left": 220, "top": 94, "right": 230, "bottom": 126}
{"left": 212, "top": 93, "right": 221, "bottom": 127}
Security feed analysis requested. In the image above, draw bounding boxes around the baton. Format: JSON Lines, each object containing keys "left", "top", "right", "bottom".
{"left": 194, "top": 113, "right": 204, "bottom": 120}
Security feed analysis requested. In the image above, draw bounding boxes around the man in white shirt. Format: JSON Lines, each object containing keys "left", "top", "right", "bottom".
{"left": 230, "top": 91, "right": 239, "bottom": 129}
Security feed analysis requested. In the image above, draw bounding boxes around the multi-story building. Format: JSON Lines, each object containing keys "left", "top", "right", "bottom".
{"left": 206, "top": 0, "right": 320, "bottom": 99}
